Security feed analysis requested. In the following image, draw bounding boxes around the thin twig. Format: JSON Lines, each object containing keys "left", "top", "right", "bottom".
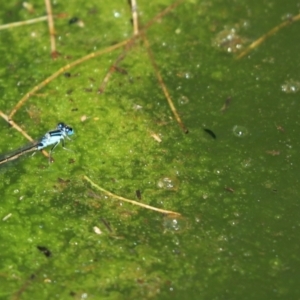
{"left": 98, "top": 39, "right": 135, "bottom": 93}
{"left": 237, "top": 13, "right": 300, "bottom": 59}
{"left": 0, "top": 16, "right": 48, "bottom": 30}
{"left": 143, "top": 34, "right": 188, "bottom": 133}
{"left": 44, "top": 0, "right": 57, "bottom": 58}
{"left": 0, "top": 110, "right": 49, "bottom": 158}
{"left": 8, "top": 39, "right": 130, "bottom": 119}
{"left": 83, "top": 175, "right": 181, "bottom": 216}
{"left": 9, "top": 0, "right": 184, "bottom": 116}
{"left": 130, "top": 0, "right": 139, "bottom": 35}
{"left": 98, "top": 0, "right": 185, "bottom": 102}
{"left": 0, "top": 111, "right": 34, "bottom": 142}
{"left": 142, "top": 0, "right": 184, "bottom": 32}
{"left": 8, "top": 0, "right": 186, "bottom": 131}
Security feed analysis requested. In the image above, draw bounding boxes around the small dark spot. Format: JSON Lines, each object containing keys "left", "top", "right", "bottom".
{"left": 70, "top": 291, "right": 76, "bottom": 296}
{"left": 114, "top": 66, "right": 128, "bottom": 75}
{"left": 57, "top": 178, "right": 70, "bottom": 185}
{"left": 136, "top": 190, "right": 142, "bottom": 200}
{"left": 64, "top": 72, "right": 71, "bottom": 78}
{"left": 71, "top": 108, "right": 78, "bottom": 111}
{"left": 37, "top": 246, "right": 52, "bottom": 257}
{"left": 204, "top": 128, "right": 216, "bottom": 139}
{"left": 69, "top": 158, "right": 76, "bottom": 164}
{"left": 220, "top": 96, "right": 232, "bottom": 112}
{"left": 224, "top": 186, "right": 234, "bottom": 193}
{"left": 30, "top": 274, "right": 36, "bottom": 280}
{"left": 101, "top": 218, "right": 112, "bottom": 232}
{"left": 69, "top": 17, "right": 79, "bottom": 25}
{"left": 51, "top": 51, "right": 60, "bottom": 60}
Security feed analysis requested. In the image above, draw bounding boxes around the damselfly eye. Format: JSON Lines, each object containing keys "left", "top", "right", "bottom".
{"left": 66, "top": 127, "right": 74, "bottom": 135}
{"left": 57, "top": 122, "right": 66, "bottom": 130}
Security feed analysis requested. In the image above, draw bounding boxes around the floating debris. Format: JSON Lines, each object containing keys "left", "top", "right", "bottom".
{"left": 178, "top": 95, "right": 189, "bottom": 106}
{"left": 220, "top": 97, "right": 232, "bottom": 112}
{"left": 281, "top": 79, "right": 300, "bottom": 93}
{"left": 162, "top": 214, "right": 186, "bottom": 232}
{"left": 150, "top": 132, "right": 162, "bottom": 143}
{"left": 266, "top": 150, "right": 280, "bottom": 156}
{"left": 212, "top": 27, "right": 247, "bottom": 53}
{"left": 275, "top": 124, "right": 285, "bottom": 132}
{"left": 232, "top": 125, "right": 248, "bottom": 138}
{"left": 224, "top": 187, "right": 235, "bottom": 193}
{"left": 133, "top": 104, "right": 143, "bottom": 110}
{"left": 2, "top": 213, "right": 12, "bottom": 221}
{"left": 93, "top": 226, "right": 102, "bottom": 235}
{"left": 157, "top": 177, "right": 179, "bottom": 190}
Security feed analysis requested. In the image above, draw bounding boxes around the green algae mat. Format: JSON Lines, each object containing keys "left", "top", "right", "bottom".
{"left": 0, "top": 0, "right": 300, "bottom": 299}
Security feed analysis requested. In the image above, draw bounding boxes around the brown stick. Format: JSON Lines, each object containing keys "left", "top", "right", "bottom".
{"left": 83, "top": 175, "right": 181, "bottom": 216}
{"left": 143, "top": 34, "right": 188, "bottom": 133}
{"left": 8, "top": 39, "right": 130, "bottom": 119}
{"left": 130, "top": 0, "right": 139, "bottom": 35}
{"left": 237, "top": 13, "right": 300, "bottom": 59}
{"left": 0, "top": 16, "right": 48, "bottom": 30}
{"left": 44, "top": 0, "right": 57, "bottom": 58}
{"left": 0, "top": 110, "right": 49, "bottom": 158}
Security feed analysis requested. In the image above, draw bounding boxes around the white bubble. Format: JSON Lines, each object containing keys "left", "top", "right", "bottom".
{"left": 157, "top": 177, "right": 178, "bottom": 190}
{"left": 281, "top": 79, "right": 300, "bottom": 93}
{"left": 163, "top": 215, "right": 186, "bottom": 232}
{"left": 113, "top": 11, "right": 121, "bottom": 18}
{"left": 232, "top": 125, "right": 248, "bottom": 137}
{"left": 178, "top": 95, "right": 189, "bottom": 105}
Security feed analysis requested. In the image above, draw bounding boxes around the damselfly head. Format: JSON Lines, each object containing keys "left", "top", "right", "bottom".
{"left": 57, "top": 122, "right": 74, "bottom": 136}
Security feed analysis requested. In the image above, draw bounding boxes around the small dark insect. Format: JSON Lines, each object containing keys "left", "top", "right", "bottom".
{"left": 101, "top": 218, "right": 112, "bottom": 233}
{"left": 69, "top": 17, "right": 79, "bottom": 25}
{"left": 57, "top": 177, "right": 70, "bottom": 184}
{"left": 37, "top": 246, "right": 52, "bottom": 258}
{"left": 136, "top": 190, "right": 142, "bottom": 200}
{"left": 220, "top": 96, "right": 232, "bottom": 112}
{"left": 68, "top": 158, "right": 76, "bottom": 164}
{"left": 224, "top": 187, "right": 234, "bottom": 193}
{"left": 204, "top": 128, "right": 216, "bottom": 139}
{"left": 113, "top": 66, "right": 128, "bottom": 75}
